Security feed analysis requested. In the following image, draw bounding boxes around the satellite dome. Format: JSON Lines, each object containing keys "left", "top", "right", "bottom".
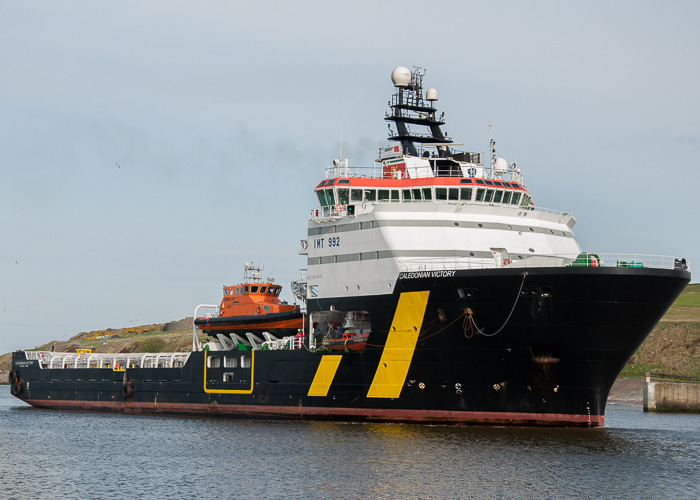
{"left": 426, "top": 88, "right": 438, "bottom": 101}
{"left": 494, "top": 158, "right": 508, "bottom": 174}
{"left": 391, "top": 66, "right": 411, "bottom": 87}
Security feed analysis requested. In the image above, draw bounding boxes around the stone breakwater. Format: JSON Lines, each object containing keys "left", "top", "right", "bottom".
{"left": 644, "top": 378, "right": 700, "bottom": 412}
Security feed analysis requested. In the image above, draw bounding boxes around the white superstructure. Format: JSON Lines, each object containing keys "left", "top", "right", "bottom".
{"left": 293, "top": 67, "right": 585, "bottom": 301}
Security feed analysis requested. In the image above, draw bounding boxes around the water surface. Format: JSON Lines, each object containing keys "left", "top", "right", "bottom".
{"left": 1, "top": 394, "right": 698, "bottom": 499}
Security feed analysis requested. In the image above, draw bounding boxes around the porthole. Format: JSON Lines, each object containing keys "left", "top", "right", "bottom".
{"left": 345, "top": 286, "right": 348, "bottom": 291}
{"left": 508, "top": 225, "right": 513, "bottom": 230}
{"left": 529, "top": 227, "right": 534, "bottom": 232}
{"left": 469, "top": 252, "right": 475, "bottom": 256}
{"left": 454, "top": 222, "right": 459, "bottom": 226}
{"left": 477, "top": 223, "right": 484, "bottom": 228}
{"left": 529, "top": 248, "right": 535, "bottom": 253}
{"left": 356, "top": 285, "right": 360, "bottom": 291}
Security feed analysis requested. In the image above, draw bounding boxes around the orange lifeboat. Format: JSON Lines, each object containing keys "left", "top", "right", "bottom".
{"left": 323, "top": 332, "right": 369, "bottom": 353}
{"left": 194, "top": 264, "right": 303, "bottom": 336}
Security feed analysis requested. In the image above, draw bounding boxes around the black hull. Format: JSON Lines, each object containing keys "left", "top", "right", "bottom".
{"left": 194, "top": 309, "right": 303, "bottom": 335}
{"left": 11, "top": 266, "right": 690, "bottom": 427}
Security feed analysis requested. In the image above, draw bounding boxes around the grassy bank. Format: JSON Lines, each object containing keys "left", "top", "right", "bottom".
{"left": 0, "top": 318, "right": 208, "bottom": 374}
{"left": 3, "top": 284, "right": 699, "bottom": 381}
{"left": 620, "top": 283, "right": 700, "bottom": 381}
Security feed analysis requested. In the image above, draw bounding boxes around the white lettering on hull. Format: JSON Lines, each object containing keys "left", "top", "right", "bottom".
{"left": 398, "top": 270, "right": 457, "bottom": 279}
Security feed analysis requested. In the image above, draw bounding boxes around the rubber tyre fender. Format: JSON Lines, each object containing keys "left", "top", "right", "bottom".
{"left": 122, "top": 381, "right": 134, "bottom": 399}
{"left": 11, "top": 380, "right": 22, "bottom": 397}
{"left": 8, "top": 370, "right": 19, "bottom": 384}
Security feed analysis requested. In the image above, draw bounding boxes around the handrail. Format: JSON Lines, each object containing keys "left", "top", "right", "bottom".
{"left": 398, "top": 253, "right": 690, "bottom": 272}
{"left": 24, "top": 351, "right": 192, "bottom": 369}
{"left": 193, "top": 304, "right": 218, "bottom": 352}
{"left": 323, "top": 163, "right": 523, "bottom": 182}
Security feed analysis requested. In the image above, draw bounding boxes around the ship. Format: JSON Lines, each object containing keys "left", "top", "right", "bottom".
{"left": 193, "top": 263, "right": 303, "bottom": 338}
{"left": 10, "top": 66, "right": 691, "bottom": 427}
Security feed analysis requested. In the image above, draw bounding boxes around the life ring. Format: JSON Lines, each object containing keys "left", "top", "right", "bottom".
{"left": 122, "top": 380, "right": 134, "bottom": 399}
{"left": 335, "top": 204, "right": 343, "bottom": 213}
{"left": 503, "top": 258, "right": 512, "bottom": 266}
{"left": 301, "top": 240, "right": 308, "bottom": 250}
{"left": 11, "top": 380, "right": 22, "bottom": 397}
{"left": 8, "top": 370, "right": 18, "bottom": 384}
{"left": 256, "top": 305, "right": 262, "bottom": 313}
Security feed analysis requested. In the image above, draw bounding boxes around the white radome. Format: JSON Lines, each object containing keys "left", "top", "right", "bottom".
{"left": 426, "top": 88, "right": 438, "bottom": 101}
{"left": 494, "top": 157, "right": 508, "bottom": 174}
{"left": 391, "top": 66, "right": 411, "bottom": 87}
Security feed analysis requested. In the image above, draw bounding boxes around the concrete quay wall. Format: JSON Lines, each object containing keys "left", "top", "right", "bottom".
{"left": 644, "top": 377, "right": 700, "bottom": 412}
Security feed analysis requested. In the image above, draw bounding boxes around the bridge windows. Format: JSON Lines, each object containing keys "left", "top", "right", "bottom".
{"left": 337, "top": 188, "right": 349, "bottom": 205}
{"left": 317, "top": 183, "right": 529, "bottom": 209}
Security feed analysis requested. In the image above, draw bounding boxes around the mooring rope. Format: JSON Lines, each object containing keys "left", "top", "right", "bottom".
{"left": 468, "top": 272, "right": 528, "bottom": 337}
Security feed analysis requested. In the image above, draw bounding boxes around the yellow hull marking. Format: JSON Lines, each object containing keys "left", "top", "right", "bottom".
{"left": 367, "top": 290, "right": 430, "bottom": 399}
{"left": 203, "top": 350, "right": 254, "bottom": 394}
{"left": 307, "top": 355, "right": 343, "bottom": 397}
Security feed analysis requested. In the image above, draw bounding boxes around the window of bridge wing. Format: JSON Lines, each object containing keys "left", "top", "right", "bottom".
{"left": 391, "top": 190, "right": 400, "bottom": 202}
{"left": 449, "top": 188, "right": 459, "bottom": 201}
{"left": 485, "top": 189, "right": 494, "bottom": 203}
{"left": 402, "top": 189, "right": 412, "bottom": 201}
{"left": 338, "top": 188, "right": 349, "bottom": 206}
{"left": 422, "top": 188, "right": 432, "bottom": 200}
{"left": 412, "top": 188, "right": 422, "bottom": 201}
{"left": 251, "top": 285, "right": 259, "bottom": 293}
{"left": 260, "top": 286, "right": 267, "bottom": 294}
{"left": 460, "top": 188, "right": 472, "bottom": 201}
{"left": 317, "top": 189, "right": 328, "bottom": 207}
{"left": 364, "top": 189, "right": 376, "bottom": 202}
{"left": 475, "top": 188, "right": 485, "bottom": 202}
{"left": 494, "top": 190, "right": 503, "bottom": 203}
{"left": 502, "top": 191, "right": 512, "bottom": 204}
{"left": 436, "top": 188, "right": 447, "bottom": 200}
{"left": 511, "top": 192, "right": 521, "bottom": 205}
{"left": 351, "top": 189, "right": 363, "bottom": 202}
{"left": 378, "top": 189, "right": 390, "bottom": 202}
{"left": 325, "top": 189, "right": 335, "bottom": 205}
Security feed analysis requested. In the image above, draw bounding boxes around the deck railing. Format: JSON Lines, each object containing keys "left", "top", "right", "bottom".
{"left": 23, "top": 351, "right": 191, "bottom": 369}
{"left": 398, "top": 253, "right": 690, "bottom": 273}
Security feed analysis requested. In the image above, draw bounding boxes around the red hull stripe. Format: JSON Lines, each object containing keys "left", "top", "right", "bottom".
{"left": 24, "top": 399, "right": 604, "bottom": 427}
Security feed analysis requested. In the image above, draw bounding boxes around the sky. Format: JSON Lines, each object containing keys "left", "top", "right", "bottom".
{"left": 1, "top": 0, "right": 699, "bottom": 354}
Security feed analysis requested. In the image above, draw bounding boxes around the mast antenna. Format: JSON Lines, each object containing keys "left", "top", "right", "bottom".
{"left": 339, "top": 85, "right": 343, "bottom": 161}
{"left": 489, "top": 123, "right": 496, "bottom": 169}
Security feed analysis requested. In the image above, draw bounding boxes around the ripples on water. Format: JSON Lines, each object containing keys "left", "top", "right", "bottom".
{"left": 1, "top": 394, "right": 699, "bottom": 499}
